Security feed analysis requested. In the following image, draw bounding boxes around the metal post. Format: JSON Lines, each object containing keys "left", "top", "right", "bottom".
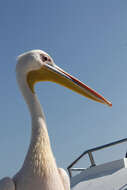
{"left": 88, "top": 152, "right": 96, "bottom": 167}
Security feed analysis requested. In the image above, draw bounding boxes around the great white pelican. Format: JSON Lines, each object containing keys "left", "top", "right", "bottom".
{"left": 0, "top": 50, "right": 112, "bottom": 190}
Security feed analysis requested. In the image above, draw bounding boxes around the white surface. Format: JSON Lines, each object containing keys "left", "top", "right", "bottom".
{"left": 71, "top": 158, "right": 127, "bottom": 190}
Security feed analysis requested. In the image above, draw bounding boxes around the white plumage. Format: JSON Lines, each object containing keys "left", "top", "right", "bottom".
{"left": 0, "top": 50, "right": 111, "bottom": 190}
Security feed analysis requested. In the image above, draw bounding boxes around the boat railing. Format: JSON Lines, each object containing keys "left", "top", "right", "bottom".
{"left": 67, "top": 138, "right": 127, "bottom": 178}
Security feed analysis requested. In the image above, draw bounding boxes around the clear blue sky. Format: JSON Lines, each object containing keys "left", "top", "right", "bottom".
{"left": 0, "top": 0, "right": 126, "bottom": 178}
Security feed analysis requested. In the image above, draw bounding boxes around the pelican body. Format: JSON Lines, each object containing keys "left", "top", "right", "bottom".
{"left": 0, "top": 50, "right": 111, "bottom": 190}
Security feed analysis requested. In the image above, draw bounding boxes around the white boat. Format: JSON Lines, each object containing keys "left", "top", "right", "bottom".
{"left": 67, "top": 138, "right": 127, "bottom": 190}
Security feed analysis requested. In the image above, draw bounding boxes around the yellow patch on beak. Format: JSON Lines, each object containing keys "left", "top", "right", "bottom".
{"left": 27, "top": 66, "right": 67, "bottom": 93}
{"left": 27, "top": 68, "right": 48, "bottom": 93}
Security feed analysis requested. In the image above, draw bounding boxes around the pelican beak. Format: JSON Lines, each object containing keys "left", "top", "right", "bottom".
{"left": 43, "top": 63, "right": 112, "bottom": 107}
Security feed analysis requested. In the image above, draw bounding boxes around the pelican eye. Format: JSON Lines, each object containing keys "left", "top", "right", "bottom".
{"left": 40, "top": 54, "right": 48, "bottom": 62}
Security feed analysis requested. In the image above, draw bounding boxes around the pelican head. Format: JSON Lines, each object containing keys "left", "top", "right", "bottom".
{"left": 16, "top": 49, "right": 112, "bottom": 106}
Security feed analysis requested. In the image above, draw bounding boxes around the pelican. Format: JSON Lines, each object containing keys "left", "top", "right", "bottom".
{"left": 0, "top": 50, "right": 112, "bottom": 190}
